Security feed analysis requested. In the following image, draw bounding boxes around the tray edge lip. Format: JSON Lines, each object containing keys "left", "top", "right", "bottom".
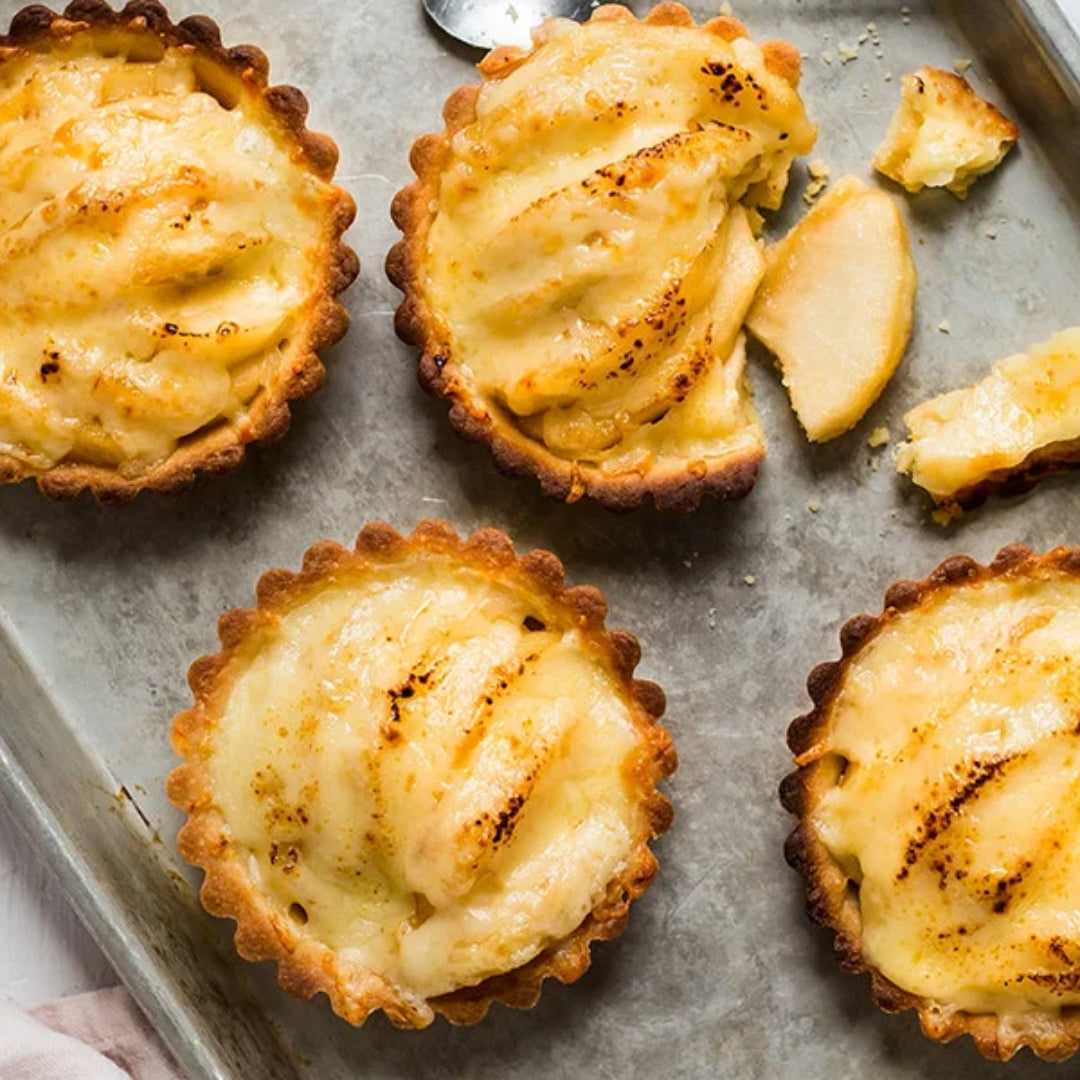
{"left": 2, "top": 1, "right": 1080, "bottom": 1078}
{"left": 0, "top": 732, "right": 232, "bottom": 1080}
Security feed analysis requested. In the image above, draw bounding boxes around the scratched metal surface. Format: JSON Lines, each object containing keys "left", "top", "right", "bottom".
{"left": 1, "top": 1, "right": 1079, "bottom": 1077}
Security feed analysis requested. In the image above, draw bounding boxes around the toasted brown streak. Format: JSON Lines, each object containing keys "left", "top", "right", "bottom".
{"left": 0, "top": 0, "right": 359, "bottom": 504}
{"left": 167, "top": 519, "right": 677, "bottom": 1028}
{"left": 386, "top": 2, "right": 793, "bottom": 514}
{"left": 780, "top": 544, "right": 1080, "bottom": 1063}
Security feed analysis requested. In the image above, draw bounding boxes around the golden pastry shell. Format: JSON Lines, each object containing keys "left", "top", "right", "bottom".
{"left": 167, "top": 519, "right": 677, "bottom": 1028}
{"left": 387, "top": 3, "right": 802, "bottom": 513}
{"left": 781, "top": 544, "right": 1080, "bottom": 1062}
{"left": 0, "top": 0, "right": 359, "bottom": 504}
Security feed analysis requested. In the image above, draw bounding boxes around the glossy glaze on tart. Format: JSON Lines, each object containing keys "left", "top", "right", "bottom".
{"left": 168, "top": 520, "right": 675, "bottom": 1027}
{"left": 0, "top": 1, "right": 357, "bottom": 502}
{"left": 388, "top": 3, "right": 815, "bottom": 511}
{"left": 783, "top": 546, "right": 1080, "bottom": 1061}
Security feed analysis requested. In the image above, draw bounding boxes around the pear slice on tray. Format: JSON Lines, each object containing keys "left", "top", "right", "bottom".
{"left": 746, "top": 175, "right": 917, "bottom": 443}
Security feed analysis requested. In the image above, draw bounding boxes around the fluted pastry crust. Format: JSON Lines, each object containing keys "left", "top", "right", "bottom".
{"left": 783, "top": 546, "right": 1080, "bottom": 1062}
{"left": 0, "top": 1, "right": 357, "bottom": 502}
{"left": 168, "top": 520, "right": 675, "bottom": 1028}
{"left": 388, "top": 3, "right": 815, "bottom": 511}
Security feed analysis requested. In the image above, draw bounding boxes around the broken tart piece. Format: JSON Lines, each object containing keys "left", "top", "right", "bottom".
{"left": 389, "top": 2, "right": 815, "bottom": 511}
{"left": 746, "top": 176, "right": 917, "bottom": 442}
{"left": 896, "top": 328, "right": 1080, "bottom": 515}
{"left": 168, "top": 520, "right": 675, "bottom": 1028}
{"left": 783, "top": 545, "right": 1080, "bottom": 1062}
{"left": 874, "top": 67, "right": 1018, "bottom": 198}
{"left": 0, "top": 2, "right": 357, "bottom": 502}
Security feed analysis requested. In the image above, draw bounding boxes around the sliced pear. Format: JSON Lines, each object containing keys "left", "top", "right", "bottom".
{"left": 745, "top": 175, "right": 916, "bottom": 442}
{"left": 534, "top": 205, "right": 764, "bottom": 458}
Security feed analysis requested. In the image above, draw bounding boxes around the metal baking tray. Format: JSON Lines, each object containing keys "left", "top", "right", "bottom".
{"left": 2, "top": 0, "right": 1079, "bottom": 1076}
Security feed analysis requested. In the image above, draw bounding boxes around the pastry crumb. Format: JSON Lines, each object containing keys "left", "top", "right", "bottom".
{"left": 803, "top": 159, "right": 831, "bottom": 203}
{"left": 683, "top": 559, "right": 693, "bottom": 569}
{"left": 719, "top": 0, "right": 734, "bottom": 14}
{"left": 838, "top": 43, "right": 859, "bottom": 64}
{"left": 953, "top": 58, "right": 973, "bottom": 75}
{"left": 707, "top": 606, "right": 717, "bottom": 629}
{"left": 986, "top": 228, "right": 998, "bottom": 239}
{"left": 744, "top": 574, "right": 757, "bottom": 586}
{"left": 931, "top": 508, "right": 956, "bottom": 527}
{"left": 868, "top": 425, "right": 891, "bottom": 448}
{"left": 822, "top": 50, "right": 835, "bottom": 66}
{"left": 808, "top": 500, "right": 821, "bottom": 513}
{"left": 939, "top": 319, "right": 952, "bottom": 334}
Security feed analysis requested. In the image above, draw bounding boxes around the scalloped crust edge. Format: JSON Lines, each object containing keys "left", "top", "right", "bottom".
{"left": 167, "top": 518, "right": 677, "bottom": 1028}
{"left": 0, "top": 0, "right": 359, "bottom": 505}
{"left": 780, "top": 543, "right": 1080, "bottom": 1063}
{"left": 386, "top": 2, "right": 804, "bottom": 513}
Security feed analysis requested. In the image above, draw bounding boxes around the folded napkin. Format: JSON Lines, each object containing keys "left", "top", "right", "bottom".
{"left": 0, "top": 987, "right": 183, "bottom": 1080}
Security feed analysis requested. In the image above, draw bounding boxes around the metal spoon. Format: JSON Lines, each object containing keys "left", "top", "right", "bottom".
{"left": 423, "top": 0, "right": 612, "bottom": 50}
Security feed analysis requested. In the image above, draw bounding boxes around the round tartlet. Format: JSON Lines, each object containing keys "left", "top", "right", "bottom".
{"left": 168, "top": 520, "right": 676, "bottom": 1028}
{"left": 388, "top": 3, "right": 815, "bottom": 512}
{"left": 782, "top": 546, "right": 1080, "bottom": 1062}
{"left": 0, "top": 1, "right": 358, "bottom": 502}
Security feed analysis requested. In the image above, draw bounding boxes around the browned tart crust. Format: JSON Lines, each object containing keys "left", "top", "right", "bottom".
{"left": 388, "top": 3, "right": 816, "bottom": 512}
{"left": 0, "top": 1, "right": 358, "bottom": 503}
{"left": 168, "top": 519, "right": 676, "bottom": 1028}
{"left": 782, "top": 545, "right": 1080, "bottom": 1062}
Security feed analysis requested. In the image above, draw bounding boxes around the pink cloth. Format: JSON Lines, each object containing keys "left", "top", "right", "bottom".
{"left": 0, "top": 987, "right": 184, "bottom": 1080}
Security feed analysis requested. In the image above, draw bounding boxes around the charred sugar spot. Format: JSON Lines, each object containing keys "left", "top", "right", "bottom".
{"left": 39, "top": 361, "right": 60, "bottom": 381}
{"left": 1049, "top": 937, "right": 1075, "bottom": 965}
{"left": 268, "top": 840, "right": 301, "bottom": 874}
{"left": 492, "top": 794, "right": 526, "bottom": 846}
{"left": 897, "top": 756, "right": 1015, "bottom": 881}
{"left": 523, "top": 615, "right": 546, "bottom": 632}
{"left": 433, "top": 354, "right": 448, "bottom": 371}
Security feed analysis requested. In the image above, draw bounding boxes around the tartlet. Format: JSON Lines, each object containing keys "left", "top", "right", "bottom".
{"left": 168, "top": 520, "right": 676, "bottom": 1028}
{"left": 874, "top": 67, "right": 1019, "bottom": 198}
{"left": 388, "top": 3, "right": 816, "bottom": 512}
{"left": 897, "top": 327, "right": 1080, "bottom": 516}
{"left": 783, "top": 546, "right": 1080, "bottom": 1061}
{"left": 0, "top": 1, "right": 358, "bottom": 502}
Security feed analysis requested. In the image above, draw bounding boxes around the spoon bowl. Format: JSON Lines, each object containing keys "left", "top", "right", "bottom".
{"left": 422, "top": 0, "right": 610, "bottom": 50}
